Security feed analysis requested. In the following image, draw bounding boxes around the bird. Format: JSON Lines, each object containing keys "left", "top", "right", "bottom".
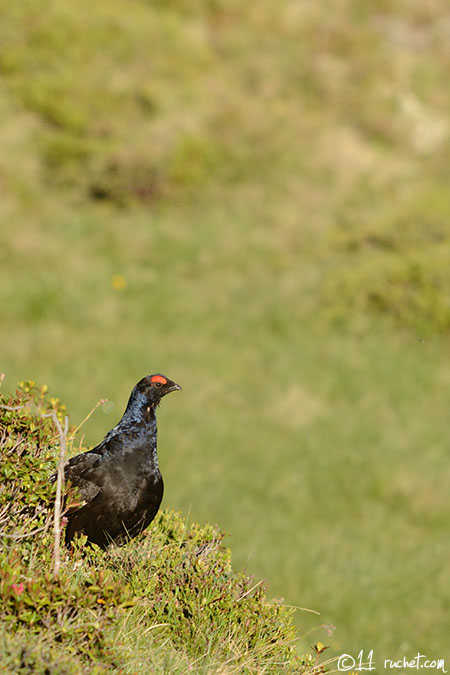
{"left": 62, "top": 373, "right": 181, "bottom": 549}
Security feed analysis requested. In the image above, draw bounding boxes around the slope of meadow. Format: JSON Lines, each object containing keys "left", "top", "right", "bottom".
{"left": 1, "top": 0, "right": 449, "bottom": 667}
{"left": 0, "top": 383, "right": 318, "bottom": 673}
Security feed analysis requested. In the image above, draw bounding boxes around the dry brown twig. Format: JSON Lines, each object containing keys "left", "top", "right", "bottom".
{"left": 42, "top": 411, "right": 69, "bottom": 578}
{"left": 0, "top": 403, "right": 30, "bottom": 411}
{"left": 44, "top": 398, "right": 105, "bottom": 576}
{"left": 0, "top": 524, "right": 48, "bottom": 539}
{"left": 69, "top": 398, "right": 108, "bottom": 440}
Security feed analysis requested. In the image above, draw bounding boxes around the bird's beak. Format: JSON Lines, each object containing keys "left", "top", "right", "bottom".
{"left": 167, "top": 382, "right": 182, "bottom": 393}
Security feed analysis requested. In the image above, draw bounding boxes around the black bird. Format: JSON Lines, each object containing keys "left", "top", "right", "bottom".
{"left": 63, "top": 374, "right": 181, "bottom": 549}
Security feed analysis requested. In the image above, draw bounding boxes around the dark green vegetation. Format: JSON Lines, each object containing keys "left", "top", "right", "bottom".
{"left": 1, "top": 0, "right": 449, "bottom": 668}
{"left": 0, "top": 383, "right": 319, "bottom": 673}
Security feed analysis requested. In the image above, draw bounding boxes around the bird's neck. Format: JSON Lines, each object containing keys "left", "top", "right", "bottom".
{"left": 122, "top": 390, "right": 157, "bottom": 426}
{"left": 101, "top": 392, "right": 158, "bottom": 448}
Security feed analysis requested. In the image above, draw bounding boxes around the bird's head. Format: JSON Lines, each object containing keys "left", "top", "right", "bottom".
{"left": 134, "top": 373, "right": 182, "bottom": 408}
{"left": 118, "top": 374, "right": 181, "bottom": 428}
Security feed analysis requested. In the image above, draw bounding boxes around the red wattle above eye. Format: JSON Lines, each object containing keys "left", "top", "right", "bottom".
{"left": 151, "top": 375, "right": 167, "bottom": 385}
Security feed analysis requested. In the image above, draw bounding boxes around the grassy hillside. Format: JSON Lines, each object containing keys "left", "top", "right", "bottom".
{"left": 0, "top": 383, "right": 319, "bottom": 673}
{"left": 1, "top": 0, "right": 450, "bottom": 667}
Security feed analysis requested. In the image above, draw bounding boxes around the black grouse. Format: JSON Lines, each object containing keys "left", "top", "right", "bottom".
{"left": 63, "top": 374, "right": 181, "bottom": 549}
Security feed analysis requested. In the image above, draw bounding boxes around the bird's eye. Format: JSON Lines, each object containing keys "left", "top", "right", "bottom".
{"left": 154, "top": 382, "right": 162, "bottom": 388}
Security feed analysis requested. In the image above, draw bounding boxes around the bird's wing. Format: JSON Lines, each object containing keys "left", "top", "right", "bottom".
{"left": 65, "top": 448, "right": 103, "bottom": 477}
{"left": 63, "top": 447, "right": 106, "bottom": 512}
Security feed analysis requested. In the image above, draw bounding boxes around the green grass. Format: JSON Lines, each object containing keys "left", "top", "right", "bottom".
{"left": 1, "top": 0, "right": 450, "bottom": 669}
{"left": 0, "top": 385, "right": 315, "bottom": 673}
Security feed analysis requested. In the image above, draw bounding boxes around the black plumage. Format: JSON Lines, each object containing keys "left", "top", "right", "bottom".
{"left": 63, "top": 374, "right": 181, "bottom": 549}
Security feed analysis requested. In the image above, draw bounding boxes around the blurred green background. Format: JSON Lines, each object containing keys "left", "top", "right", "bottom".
{"left": 1, "top": 0, "right": 449, "bottom": 666}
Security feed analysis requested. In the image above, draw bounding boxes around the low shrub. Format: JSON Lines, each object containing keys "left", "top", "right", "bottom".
{"left": 0, "top": 382, "right": 324, "bottom": 673}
